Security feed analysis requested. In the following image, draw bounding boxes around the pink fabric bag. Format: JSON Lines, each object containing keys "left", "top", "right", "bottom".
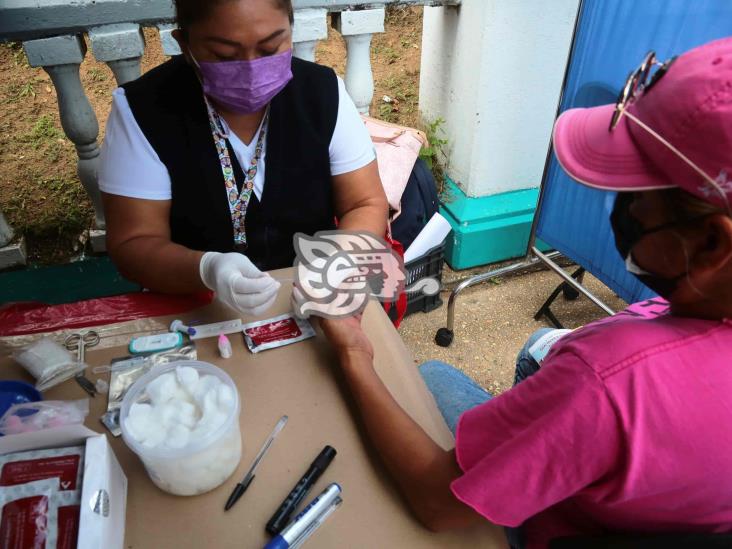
{"left": 361, "top": 115, "right": 427, "bottom": 220}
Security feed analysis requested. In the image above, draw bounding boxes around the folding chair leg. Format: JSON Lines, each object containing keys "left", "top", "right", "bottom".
{"left": 434, "top": 251, "right": 561, "bottom": 348}
{"left": 531, "top": 247, "right": 615, "bottom": 315}
{"left": 534, "top": 267, "right": 585, "bottom": 329}
{"left": 533, "top": 284, "right": 566, "bottom": 328}
{"left": 562, "top": 268, "right": 585, "bottom": 301}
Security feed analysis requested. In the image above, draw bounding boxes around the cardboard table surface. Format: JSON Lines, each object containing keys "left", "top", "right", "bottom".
{"left": 0, "top": 275, "right": 504, "bottom": 548}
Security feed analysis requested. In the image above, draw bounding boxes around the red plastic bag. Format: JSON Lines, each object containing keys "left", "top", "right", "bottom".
{"left": 382, "top": 236, "right": 408, "bottom": 328}
{"left": 0, "top": 292, "right": 212, "bottom": 337}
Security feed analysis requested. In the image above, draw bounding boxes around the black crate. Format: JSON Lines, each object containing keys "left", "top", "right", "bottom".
{"left": 388, "top": 243, "right": 445, "bottom": 321}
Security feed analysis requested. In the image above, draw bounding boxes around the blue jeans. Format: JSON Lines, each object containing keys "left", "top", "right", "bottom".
{"left": 418, "top": 328, "right": 553, "bottom": 549}
{"left": 419, "top": 328, "right": 553, "bottom": 434}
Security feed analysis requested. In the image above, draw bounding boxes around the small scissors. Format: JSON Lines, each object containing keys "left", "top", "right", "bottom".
{"left": 64, "top": 330, "right": 100, "bottom": 397}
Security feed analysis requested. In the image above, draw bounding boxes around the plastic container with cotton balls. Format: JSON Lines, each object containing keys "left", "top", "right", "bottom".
{"left": 120, "top": 361, "right": 242, "bottom": 496}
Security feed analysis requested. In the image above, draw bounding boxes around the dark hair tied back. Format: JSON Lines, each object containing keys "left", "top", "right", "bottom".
{"left": 174, "top": 0, "right": 294, "bottom": 30}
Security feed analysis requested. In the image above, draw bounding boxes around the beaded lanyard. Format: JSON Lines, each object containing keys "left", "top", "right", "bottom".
{"left": 204, "top": 96, "right": 269, "bottom": 249}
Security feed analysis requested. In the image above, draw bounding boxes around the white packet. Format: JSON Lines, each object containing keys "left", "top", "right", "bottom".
{"left": 12, "top": 338, "right": 85, "bottom": 392}
{"left": 528, "top": 329, "right": 573, "bottom": 364}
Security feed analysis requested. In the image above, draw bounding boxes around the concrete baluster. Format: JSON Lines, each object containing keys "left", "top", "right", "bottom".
{"left": 0, "top": 211, "right": 26, "bottom": 270}
{"left": 333, "top": 8, "right": 385, "bottom": 114}
{"left": 293, "top": 9, "right": 328, "bottom": 62}
{"left": 23, "top": 36, "right": 104, "bottom": 235}
{"left": 89, "top": 23, "right": 145, "bottom": 86}
{"left": 0, "top": 213, "right": 13, "bottom": 248}
{"left": 157, "top": 24, "right": 182, "bottom": 56}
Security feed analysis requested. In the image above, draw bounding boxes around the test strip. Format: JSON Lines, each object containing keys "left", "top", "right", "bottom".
{"left": 189, "top": 319, "right": 243, "bottom": 340}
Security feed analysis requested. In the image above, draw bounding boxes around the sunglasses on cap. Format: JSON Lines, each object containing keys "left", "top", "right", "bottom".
{"left": 609, "top": 51, "right": 676, "bottom": 131}
{"left": 608, "top": 51, "right": 730, "bottom": 214}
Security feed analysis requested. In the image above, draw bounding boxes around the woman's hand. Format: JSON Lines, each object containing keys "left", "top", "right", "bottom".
{"left": 200, "top": 252, "right": 280, "bottom": 316}
{"left": 291, "top": 285, "right": 373, "bottom": 359}
{"left": 318, "top": 315, "right": 374, "bottom": 361}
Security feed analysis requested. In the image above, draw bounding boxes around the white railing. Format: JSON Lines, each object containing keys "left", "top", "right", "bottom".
{"left": 0, "top": 0, "right": 459, "bottom": 262}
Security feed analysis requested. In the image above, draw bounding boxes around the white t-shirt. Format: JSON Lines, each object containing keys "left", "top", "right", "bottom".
{"left": 99, "top": 76, "right": 375, "bottom": 201}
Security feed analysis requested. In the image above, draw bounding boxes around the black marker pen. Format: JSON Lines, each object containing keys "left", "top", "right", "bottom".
{"left": 265, "top": 445, "right": 337, "bottom": 535}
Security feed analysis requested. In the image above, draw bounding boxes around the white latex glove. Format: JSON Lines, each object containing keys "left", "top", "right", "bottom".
{"left": 199, "top": 252, "right": 280, "bottom": 317}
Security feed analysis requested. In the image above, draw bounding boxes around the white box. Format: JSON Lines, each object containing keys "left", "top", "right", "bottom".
{"left": 0, "top": 425, "right": 127, "bottom": 549}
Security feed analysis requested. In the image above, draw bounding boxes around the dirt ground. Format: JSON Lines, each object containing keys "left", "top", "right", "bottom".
{"left": 317, "top": 7, "right": 423, "bottom": 128}
{"left": 0, "top": 6, "right": 423, "bottom": 264}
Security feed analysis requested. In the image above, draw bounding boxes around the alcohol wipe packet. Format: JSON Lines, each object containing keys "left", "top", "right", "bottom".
{"left": 243, "top": 314, "right": 315, "bottom": 354}
{"left": 0, "top": 445, "right": 85, "bottom": 548}
{"left": 0, "top": 478, "right": 59, "bottom": 549}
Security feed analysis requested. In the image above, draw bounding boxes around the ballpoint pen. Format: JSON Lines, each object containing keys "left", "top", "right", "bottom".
{"left": 224, "top": 415, "right": 288, "bottom": 511}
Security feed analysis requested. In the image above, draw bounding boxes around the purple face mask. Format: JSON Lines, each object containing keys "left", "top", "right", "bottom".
{"left": 193, "top": 49, "right": 293, "bottom": 114}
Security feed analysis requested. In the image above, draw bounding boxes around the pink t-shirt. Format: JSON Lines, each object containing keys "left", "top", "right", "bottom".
{"left": 452, "top": 299, "right": 732, "bottom": 548}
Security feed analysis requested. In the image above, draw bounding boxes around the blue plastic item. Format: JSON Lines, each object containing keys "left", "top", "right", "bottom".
{"left": 0, "top": 381, "right": 42, "bottom": 419}
{"left": 536, "top": 0, "right": 732, "bottom": 304}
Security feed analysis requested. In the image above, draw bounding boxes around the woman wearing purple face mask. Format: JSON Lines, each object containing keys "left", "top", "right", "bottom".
{"left": 98, "top": 0, "right": 388, "bottom": 318}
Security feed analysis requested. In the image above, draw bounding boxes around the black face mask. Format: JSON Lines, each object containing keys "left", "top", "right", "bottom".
{"left": 610, "top": 193, "right": 687, "bottom": 298}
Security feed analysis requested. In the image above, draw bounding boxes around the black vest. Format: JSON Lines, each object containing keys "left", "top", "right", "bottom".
{"left": 122, "top": 56, "right": 339, "bottom": 271}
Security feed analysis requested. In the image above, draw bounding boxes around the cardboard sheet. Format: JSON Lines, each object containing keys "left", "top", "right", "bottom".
{"left": 0, "top": 270, "right": 504, "bottom": 548}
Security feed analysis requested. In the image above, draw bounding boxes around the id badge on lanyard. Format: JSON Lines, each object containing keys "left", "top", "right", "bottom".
{"left": 204, "top": 96, "right": 269, "bottom": 251}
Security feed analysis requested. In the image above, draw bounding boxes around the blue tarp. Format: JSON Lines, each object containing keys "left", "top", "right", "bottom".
{"left": 536, "top": 0, "right": 732, "bottom": 304}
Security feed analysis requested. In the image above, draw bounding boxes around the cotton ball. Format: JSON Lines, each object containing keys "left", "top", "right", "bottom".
{"left": 169, "top": 378, "right": 194, "bottom": 404}
{"left": 126, "top": 403, "right": 154, "bottom": 442}
{"left": 189, "top": 425, "right": 205, "bottom": 441}
{"left": 192, "top": 375, "right": 221, "bottom": 405}
{"left": 141, "top": 422, "right": 166, "bottom": 448}
{"left": 201, "top": 387, "right": 219, "bottom": 416}
{"left": 216, "top": 384, "right": 236, "bottom": 411}
{"left": 206, "top": 411, "right": 227, "bottom": 432}
{"left": 123, "top": 415, "right": 144, "bottom": 442}
{"left": 146, "top": 373, "right": 179, "bottom": 405}
{"left": 165, "top": 424, "right": 191, "bottom": 449}
{"left": 173, "top": 400, "right": 199, "bottom": 429}
{"left": 191, "top": 418, "right": 219, "bottom": 441}
{"left": 155, "top": 402, "right": 180, "bottom": 429}
{"left": 130, "top": 402, "right": 153, "bottom": 420}
{"left": 172, "top": 386, "right": 193, "bottom": 404}
{"left": 176, "top": 366, "right": 199, "bottom": 396}
{"left": 196, "top": 388, "right": 226, "bottom": 436}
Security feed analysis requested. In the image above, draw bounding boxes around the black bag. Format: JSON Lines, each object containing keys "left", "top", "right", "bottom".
{"left": 390, "top": 158, "right": 439, "bottom": 251}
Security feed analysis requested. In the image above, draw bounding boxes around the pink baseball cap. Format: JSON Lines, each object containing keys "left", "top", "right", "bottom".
{"left": 553, "top": 37, "right": 732, "bottom": 211}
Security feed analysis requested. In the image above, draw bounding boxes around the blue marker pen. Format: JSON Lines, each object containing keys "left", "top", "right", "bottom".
{"left": 289, "top": 496, "right": 342, "bottom": 549}
{"left": 263, "top": 483, "right": 341, "bottom": 549}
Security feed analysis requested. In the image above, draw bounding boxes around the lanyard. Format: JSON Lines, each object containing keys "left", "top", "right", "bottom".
{"left": 204, "top": 96, "right": 269, "bottom": 248}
